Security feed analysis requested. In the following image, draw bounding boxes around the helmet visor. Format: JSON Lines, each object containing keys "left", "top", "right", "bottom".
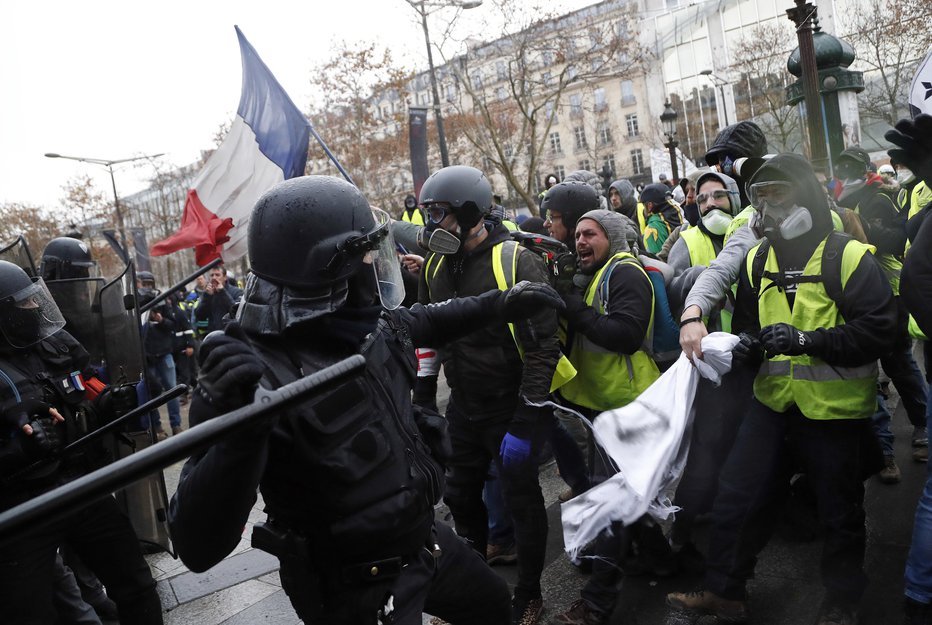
{"left": 368, "top": 208, "right": 405, "bottom": 310}
{"left": 0, "top": 278, "right": 67, "bottom": 348}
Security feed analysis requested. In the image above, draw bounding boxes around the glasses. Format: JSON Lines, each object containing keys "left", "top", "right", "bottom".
{"left": 426, "top": 204, "right": 452, "bottom": 224}
{"left": 695, "top": 189, "right": 731, "bottom": 207}
{"left": 749, "top": 181, "right": 795, "bottom": 210}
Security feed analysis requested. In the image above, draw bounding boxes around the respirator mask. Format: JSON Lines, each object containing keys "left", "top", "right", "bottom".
{"left": 748, "top": 181, "right": 812, "bottom": 241}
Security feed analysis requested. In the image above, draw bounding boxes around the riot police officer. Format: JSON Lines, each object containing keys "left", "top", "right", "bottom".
{"left": 0, "top": 261, "right": 162, "bottom": 625}
{"left": 168, "top": 176, "right": 564, "bottom": 625}
{"left": 40, "top": 237, "right": 98, "bottom": 281}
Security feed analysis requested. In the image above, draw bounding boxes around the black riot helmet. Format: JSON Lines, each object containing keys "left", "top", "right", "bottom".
{"left": 419, "top": 166, "right": 493, "bottom": 232}
{"left": 0, "top": 260, "right": 66, "bottom": 348}
{"left": 40, "top": 237, "right": 96, "bottom": 281}
{"left": 541, "top": 181, "right": 601, "bottom": 232}
{"left": 247, "top": 176, "right": 404, "bottom": 309}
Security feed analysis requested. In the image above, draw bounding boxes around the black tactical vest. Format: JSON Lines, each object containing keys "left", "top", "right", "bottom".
{"left": 257, "top": 311, "right": 443, "bottom": 563}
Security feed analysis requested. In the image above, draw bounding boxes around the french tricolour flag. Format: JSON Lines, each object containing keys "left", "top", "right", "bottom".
{"left": 152, "top": 26, "right": 310, "bottom": 265}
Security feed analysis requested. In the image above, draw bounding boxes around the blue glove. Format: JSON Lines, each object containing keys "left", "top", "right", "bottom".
{"left": 499, "top": 432, "right": 532, "bottom": 469}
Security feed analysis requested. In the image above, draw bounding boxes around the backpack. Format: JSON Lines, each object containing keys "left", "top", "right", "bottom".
{"left": 599, "top": 255, "right": 682, "bottom": 369}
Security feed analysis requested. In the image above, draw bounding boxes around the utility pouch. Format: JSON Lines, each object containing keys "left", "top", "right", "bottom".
{"left": 252, "top": 521, "right": 311, "bottom": 564}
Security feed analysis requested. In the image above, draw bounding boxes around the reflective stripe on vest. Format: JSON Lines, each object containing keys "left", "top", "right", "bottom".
{"left": 490, "top": 242, "right": 577, "bottom": 393}
{"left": 557, "top": 252, "right": 660, "bottom": 412}
{"left": 748, "top": 236, "right": 877, "bottom": 420}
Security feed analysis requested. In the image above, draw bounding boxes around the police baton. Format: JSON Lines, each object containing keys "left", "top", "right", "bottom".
{"left": 0, "top": 354, "right": 366, "bottom": 542}
{"left": 138, "top": 258, "right": 222, "bottom": 314}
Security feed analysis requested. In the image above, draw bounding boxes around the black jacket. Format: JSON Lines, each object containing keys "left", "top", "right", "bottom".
{"left": 143, "top": 312, "right": 175, "bottom": 360}
{"left": 0, "top": 331, "right": 94, "bottom": 509}
{"left": 902, "top": 207, "right": 932, "bottom": 337}
{"left": 417, "top": 224, "right": 561, "bottom": 428}
{"left": 168, "top": 291, "right": 514, "bottom": 573}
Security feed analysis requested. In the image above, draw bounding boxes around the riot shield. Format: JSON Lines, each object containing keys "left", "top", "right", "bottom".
{"left": 0, "top": 235, "right": 38, "bottom": 276}
{"left": 47, "top": 278, "right": 106, "bottom": 367}
{"left": 100, "top": 263, "right": 174, "bottom": 555}
{"left": 99, "top": 264, "right": 145, "bottom": 384}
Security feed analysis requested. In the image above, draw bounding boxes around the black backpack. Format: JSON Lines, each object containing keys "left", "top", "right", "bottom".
{"left": 748, "top": 231, "right": 851, "bottom": 306}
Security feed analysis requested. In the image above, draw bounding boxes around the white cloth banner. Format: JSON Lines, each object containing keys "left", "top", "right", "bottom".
{"left": 560, "top": 332, "right": 740, "bottom": 560}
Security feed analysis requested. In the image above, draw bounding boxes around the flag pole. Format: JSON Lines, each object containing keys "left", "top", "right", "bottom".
{"left": 308, "top": 122, "right": 355, "bottom": 186}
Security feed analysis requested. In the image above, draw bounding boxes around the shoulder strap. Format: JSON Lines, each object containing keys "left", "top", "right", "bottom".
{"left": 821, "top": 231, "right": 850, "bottom": 306}
{"left": 749, "top": 239, "right": 771, "bottom": 299}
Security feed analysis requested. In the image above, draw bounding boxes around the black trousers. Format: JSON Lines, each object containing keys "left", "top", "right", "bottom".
{"left": 704, "top": 398, "right": 880, "bottom": 604}
{"left": 0, "top": 494, "right": 162, "bottom": 625}
{"left": 279, "top": 522, "right": 511, "bottom": 625}
{"left": 443, "top": 396, "right": 552, "bottom": 603}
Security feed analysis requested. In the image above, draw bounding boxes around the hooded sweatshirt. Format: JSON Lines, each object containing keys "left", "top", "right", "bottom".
{"left": 609, "top": 179, "right": 638, "bottom": 222}
{"left": 731, "top": 153, "right": 896, "bottom": 367}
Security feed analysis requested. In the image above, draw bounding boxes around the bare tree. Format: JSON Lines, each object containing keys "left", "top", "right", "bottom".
{"left": 729, "top": 22, "right": 803, "bottom": 153}
{"left": 843, "top": 0, "right": 932, "bottom": 129}
{"left": 442, "top": 0, "right": 650, "bottom": 213}
{"left": 307, "top": 43, "right": 413, "bottom": 215}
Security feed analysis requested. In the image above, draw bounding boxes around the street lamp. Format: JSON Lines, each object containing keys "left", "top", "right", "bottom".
{"left": 404, "top": 0, "right": 483, "bottom": 168}
{"left": 45, "top": 152, "right": 163, "bottom": 248}
{"left": 700, "top": 69, "right": 729, "bottom": 127}
{"left": 660, "top": 100, "right": 679, "bottom": 183}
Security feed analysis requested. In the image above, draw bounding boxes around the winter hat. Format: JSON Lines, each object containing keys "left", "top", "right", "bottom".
{"left": 639, "top": 183, "right": 672, "bottom": 207}
{"left": 577, "top": 209, "right": 630, "bottom": 257}
{"left": 704, "top": 121, "right": 768, "bottom": 166}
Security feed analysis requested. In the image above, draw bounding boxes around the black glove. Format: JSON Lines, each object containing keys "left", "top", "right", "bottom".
{"left": 94, "top": 384, "right": 139, "bottom": 424}
{"left": 502, "top": 281, "right": 566, "bottom": 321}
{"left": 197, "top": 322, "right": 265, "bottom": 412}
{"left": 886, "top": 114, "right": 932, "bottom": 188}
{"left": 412, "top": 405, "right": 452, "bottom": 465}
{"left": 2, "top": 398, "right": 53, "bottom": 433}
{"left": 21, "top": 417, "right": 63, "bottom": 460}
{"left": 552, "top": 253, "right": 578, "bottom": 295}
{"left": 560, "top": 291, "right": 588, "bottom": 321}
{"left": 759, "top": 323, "right": 818, "bottom": 357}
{"left": 732, "top": 332, "right": 764, "bottom": 368}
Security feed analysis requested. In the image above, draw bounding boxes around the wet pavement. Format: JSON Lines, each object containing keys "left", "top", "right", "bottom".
{"left": 139, "top": 374, "right": 928, "bottom": 625}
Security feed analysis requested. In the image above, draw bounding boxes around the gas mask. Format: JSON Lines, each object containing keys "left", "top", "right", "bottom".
{"left": 416, "top": 203, "right": 484, "bottom": 256}
{"left": 748, "top": 181, "right": 813, "bottom": 241}
{"left": 701, "top": 209, "right": 733, "bottom": 236}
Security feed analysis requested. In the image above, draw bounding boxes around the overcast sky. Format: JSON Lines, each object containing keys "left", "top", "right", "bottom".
{"left": 0, "top": 0, "right": 598, "bottom": 213}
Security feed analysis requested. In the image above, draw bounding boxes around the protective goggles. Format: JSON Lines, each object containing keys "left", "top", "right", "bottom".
{"left": 425, "top": 203, "right": 453, "bottom": 224}
{"left": 748, "top": 181, "right": 795, "bottom": 210}
{"left": 695, "top": 189, "right": 731, "bottom": 207}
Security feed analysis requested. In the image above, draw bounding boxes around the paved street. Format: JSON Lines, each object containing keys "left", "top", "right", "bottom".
{"left": 135, "top": 374, "right": 928, "bottom": 625}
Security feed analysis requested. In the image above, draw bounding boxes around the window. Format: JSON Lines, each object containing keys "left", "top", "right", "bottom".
{"left": 472, "top": 71, "right": 483, "bottom": 90}
{"left": 631, "top": 149, "right": 645, "bottom": 175}
{"left": 597, "top": 121, "right": 612, "bottom": 145}
{"left": 542, "top": 50, "right": 554, "bottom": 66}
{"left": 626, "top": 113, "right": 639, "bottom": 137}
{"left": 579, "top": 159, "right": 592, "bottom": 172}
{"left": 545, "top": 101, "right": 557, "bottom": 122}
{"left": 569, "top": 93, "right": 583, "bottom": 117}
{"left": 555, "top": 165, "right": 565, "bottom": 180}
{"left": 601, "top": 155, "right": 616, "bottom": 176}
{"left": 620, "top": 80, "right": 635, "bottom": 105}
{"left": 497, "top": 86, "right": 507, "bottom": 101}
{"left": 446, "top": 84, "right": 455, "bottom": 101}
{"left": 496, "top": 61, "right": 507, "bottom": 81}
{"left": 542, "top": 71, "right": 553, "bottom": 87}
{"left": 594, "top": 87, "right": 607, "bottom": 112}
{"left": 574, "top": 126, "right": 588, "bottom": 150}
{"left": 549, "top": 132, "right": 562, "bottom": 154}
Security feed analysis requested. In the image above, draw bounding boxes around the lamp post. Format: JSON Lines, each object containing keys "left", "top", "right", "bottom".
{"left": 405, "top": 0, "right": 483, "bottom": 169}
{"left": 660, "top": 100, "right": 679, "bottom": 183}
{"left": 45, "top": 152, "right": 163, "bottom": 248}
{"left": 700, "top": 69, "right": 730, "bottom": 127}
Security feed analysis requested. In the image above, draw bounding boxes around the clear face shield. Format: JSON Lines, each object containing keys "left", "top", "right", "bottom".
{"left": 365, "top": 208, "right": 405, "bottom": 310}
{"left": 0, "top": 278, "right": 67, "bottom": 348}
